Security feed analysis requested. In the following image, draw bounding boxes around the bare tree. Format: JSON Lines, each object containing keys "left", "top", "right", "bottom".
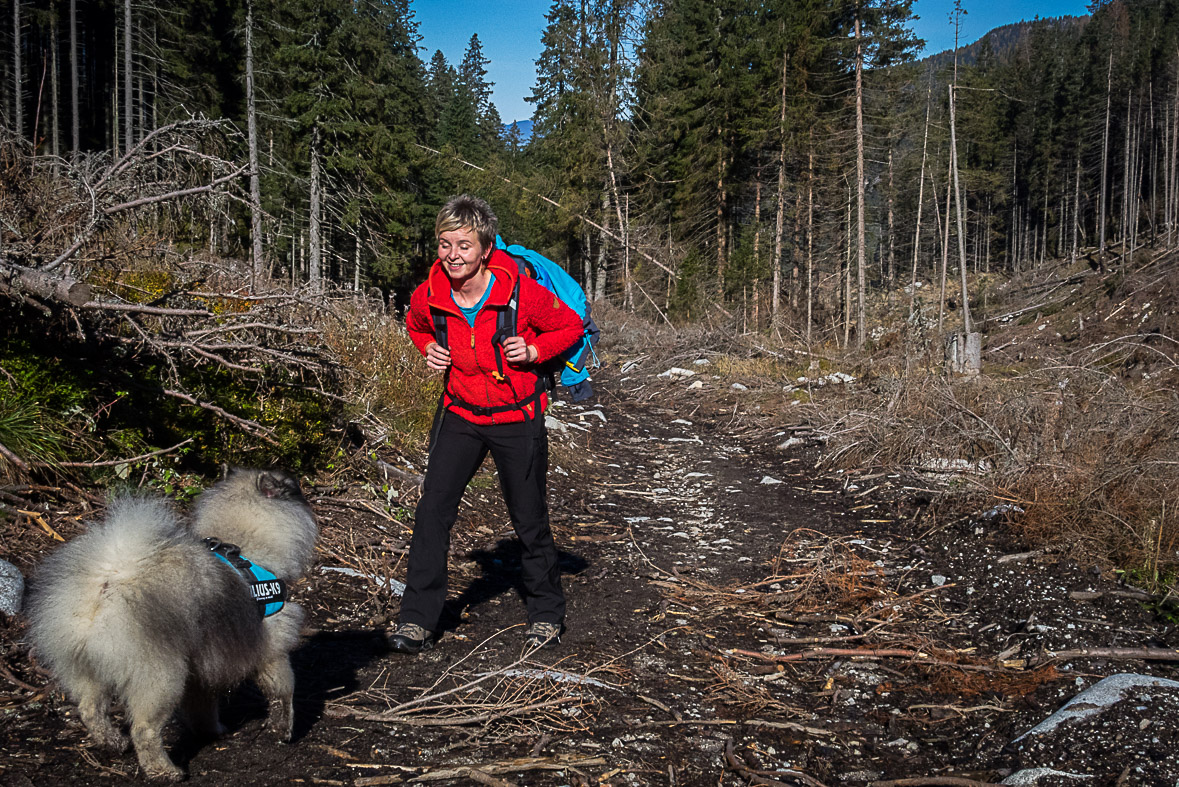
{"left": 12, "top": 0, "right": 23, "bottom": 137}
{"left": 123, "top": 0, "right": 132, "bottom": 150}
{"left": 245, "top": 0, "right": 263, "bottom": 286}
{"left": 69, "top": 0, "right": 77, "bottom": 154}
{"left": 854, "top": 11, "right": 866, "bottom": 347}
{"left": 910, "top": 82, "right": 931, "bottom": 321}
{"left": 309, "top": 122, "right": 322, "bottom": 290}
{"left": 1100, "top": 52, "right": 1112, "bottom": 261}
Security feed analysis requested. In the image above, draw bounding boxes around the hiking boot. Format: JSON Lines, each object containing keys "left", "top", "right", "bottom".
{"left": 523, "top": 621, "right": 562, "bottom": 651}
{"left": 388, "top": 622, "right": 436, "bottom": 654}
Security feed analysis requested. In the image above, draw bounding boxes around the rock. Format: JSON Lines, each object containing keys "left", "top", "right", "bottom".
{"left": 1014, "top": 673, "right": 1179, "bottom": 741}
{"left": 658, "top": 367, "right": 696, "bottom": 380}
{"left": 0, "top": 559, "right": 25, "bottom": 616}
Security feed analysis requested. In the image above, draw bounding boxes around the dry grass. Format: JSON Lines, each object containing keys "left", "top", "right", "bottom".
{"left": 808, "top": 362, "right": 1179, "bottom": 581}
{"left": 319, "top": 301, "right": 441, "bottom": 438}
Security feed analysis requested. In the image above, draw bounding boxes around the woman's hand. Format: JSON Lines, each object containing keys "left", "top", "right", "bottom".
{"left": 501, "top": 336, "right": 538, "bottom": 365}
{"left": 425, "top": 342, "right": 452, "bottom": 371}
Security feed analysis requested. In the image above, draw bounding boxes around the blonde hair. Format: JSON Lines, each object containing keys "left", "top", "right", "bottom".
{"left": 435, "top": 195, "right": 498, "bottom": 249}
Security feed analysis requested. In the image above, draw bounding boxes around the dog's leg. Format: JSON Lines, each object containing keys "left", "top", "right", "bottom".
{"left": 125, "top": 676, "right": 185, "bottom": 781}
{"left": 74, "top": 681, "right": 128, "bottom": 752}
{"left": 180, "top": 684, "right": 227, "bottom": 740}
{"left": 255, "top": 654, "right": 295, "bottom": 742}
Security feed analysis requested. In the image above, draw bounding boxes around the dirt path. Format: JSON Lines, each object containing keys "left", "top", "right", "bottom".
{"left": 4, "top": 364, "right": 1179, "bottom": 785}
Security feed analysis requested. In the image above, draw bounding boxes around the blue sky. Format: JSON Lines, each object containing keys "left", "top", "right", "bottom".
{"left": 414, "top": 1, "right": 1094, "bottom": 125}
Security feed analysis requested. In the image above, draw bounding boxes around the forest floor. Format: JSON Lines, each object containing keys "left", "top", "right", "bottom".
{"left": 5, "top": 258, "right": 1179, "bottom": 785}
{"left": 4, "top": 351, "right": 1179, "bottom": 787}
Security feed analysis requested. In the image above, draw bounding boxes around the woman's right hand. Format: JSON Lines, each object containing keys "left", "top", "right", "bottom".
{"left": 425, "top": 342, "right": 451, "bottom": 371}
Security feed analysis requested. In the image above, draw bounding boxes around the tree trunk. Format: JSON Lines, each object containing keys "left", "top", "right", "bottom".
{"left": 246, "top": 0, "right": 263, "bottom": 287}
{"left": 1072, "top": 155, "right": 1081, "bottom": 264}
{"left": 806, "top": 144, "right": 814, "bottom": 348}
{"left": 353, "top": 233, "right": 361, "bottom": 291}
{"left": 309, "top": 123, "right": 322, "bottom": 290}
{"left": 1171, "top": 67, "right": 1179, "bottom": 247}
{"left": 1122, "top": 91, "right": 1132, "bottom": 252}
{"left": 13, "top": 0, "right": 22, "bottom": 138}
{"left": 69, "top": 0, "right": 77, "bottom": 155}
{"left": 938, "top": 152, "right": 951, "bottom": 333}
{"left": 753, "top": 176, "right": 761, "bottom": 332}
{"left": 854, "top": 13, "right": 866, "bottom": 347}
{"left": 123, "top": 0, "right": 132, "bottom": 150}
{"left": 624, "top": 194, "right": 632, "bottom": 311}
{"left": 910, "top": 85, "right": 931, "bottom": 321}
{"left": 50, "top": 12, "right": 59, "bottom": 158}
{"left": 887, "top": 146, "right": 895, "bottom": 292}
{"left": 844, "top": 183, "right": 852, "bottom": 349}
{"left": 716, "top": 129, "right": 727, "bottom": 296}
{"left": 771, "top": 49, "right": 787, "bottom": 332}
{"left": 1099, "top": 53, "right": 1112, "bottom": 260}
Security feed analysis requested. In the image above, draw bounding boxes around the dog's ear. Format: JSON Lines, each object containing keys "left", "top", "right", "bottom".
{"left": 257, "top": 471, "right": 302, "bottom": 500}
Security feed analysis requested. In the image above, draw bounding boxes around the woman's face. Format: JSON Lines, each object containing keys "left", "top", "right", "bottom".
{"left": 437, "top": 227, "right": 490, "bottom": 284}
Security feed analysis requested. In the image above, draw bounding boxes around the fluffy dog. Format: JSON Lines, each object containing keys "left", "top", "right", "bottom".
{"left": 25, "top": 469, "right": 317, "bottom": 781}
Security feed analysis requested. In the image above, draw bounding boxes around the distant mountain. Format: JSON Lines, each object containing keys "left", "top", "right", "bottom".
{"left": 504, "top": 119, "right": 534, "bottom": 145}
{"left": 919, "top": 15, "right": 1089, "bottom": 71}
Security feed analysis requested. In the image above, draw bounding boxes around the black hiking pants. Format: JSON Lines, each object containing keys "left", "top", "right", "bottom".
{"left": 399, "top": 411, "right": 565, "bottom": 632}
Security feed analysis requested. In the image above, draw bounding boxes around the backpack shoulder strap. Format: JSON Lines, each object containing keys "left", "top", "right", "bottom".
{"left": 427, "top": 279, "right": 449, "bottom": 351}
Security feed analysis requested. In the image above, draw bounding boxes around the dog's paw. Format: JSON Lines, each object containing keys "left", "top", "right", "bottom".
{"left": 142, "top": 761, "right": 184, "bottom": 782}
{"left": 266, "top": 698, "right": 294, "bottom": 742}
{"left": 91, "top": 727, "right": 129, "bottom": 753}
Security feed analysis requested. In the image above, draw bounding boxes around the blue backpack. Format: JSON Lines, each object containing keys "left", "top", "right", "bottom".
{"left": 430, "top": 237, "right": 600, "bottom": 403}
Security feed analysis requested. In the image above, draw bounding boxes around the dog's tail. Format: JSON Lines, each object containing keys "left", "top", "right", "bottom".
{"left": 25, "top": 496, "right": 197, "bottom": 683}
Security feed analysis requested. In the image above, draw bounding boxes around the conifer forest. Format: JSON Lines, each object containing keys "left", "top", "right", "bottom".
{"left": 4, "top": 0, "right": 1168, "bottom": 332}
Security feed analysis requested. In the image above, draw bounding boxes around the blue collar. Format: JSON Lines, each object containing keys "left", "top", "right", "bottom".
{"left": 204, "top": 538, "right": 286, "bottom": 617}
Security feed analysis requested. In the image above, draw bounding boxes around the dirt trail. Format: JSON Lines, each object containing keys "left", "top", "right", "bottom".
{"left": 4, "top": 364, "right": 1179, "bottom": 785}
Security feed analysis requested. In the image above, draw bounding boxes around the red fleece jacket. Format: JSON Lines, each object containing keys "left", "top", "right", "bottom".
{"left": 407, "top": 248, "right": 583, "bottom": 425}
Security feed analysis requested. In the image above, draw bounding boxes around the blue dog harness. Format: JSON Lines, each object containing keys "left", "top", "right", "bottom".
{"left": 204, "top": 538, "right": 286, "bottom": 617}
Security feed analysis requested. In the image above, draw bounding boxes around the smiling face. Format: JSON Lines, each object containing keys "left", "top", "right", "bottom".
{"left": 437, "top": 227, "right": 491, "bottom": 285}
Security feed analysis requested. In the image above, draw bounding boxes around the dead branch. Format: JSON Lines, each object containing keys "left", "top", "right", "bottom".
{"left": 82, "top": 301, "right": 214, "bottom": 318}
{"left": 328, "top": 696, "right": 578, "bottom": 727}
{"left": 47, "top": 439, "right": 193, "bottom": 468}
{"left": 162, "top": 389, "right": 278, "bottom": 444}
{"left": 407, "top": 756, "right": 607, "bottom": 783}
{"left": 0, "top": 441, "right": 30, "bottom": 471}
{"left": 0, "top": 263, "right": 92, "bottom": 306}
{"left": 1029, "top": 646, "right": 1179, "bottom": 666}
{"left": 869, "top": 778, "right": 1004, "bottom": 787}
{"left": 729, "top": 646, "right": 1001, "bottom": 672}
{"left": 724, "top": 738, "right": 829, "bottom": 787}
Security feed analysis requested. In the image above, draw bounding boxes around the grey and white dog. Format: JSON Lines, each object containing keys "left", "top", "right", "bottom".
{"left": 25, "top": 469, "right": 317, "bottom": 781}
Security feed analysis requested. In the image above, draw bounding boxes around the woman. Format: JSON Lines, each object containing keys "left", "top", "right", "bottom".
{"left": 390, "top": 195, "right": 583, "bottom": 654}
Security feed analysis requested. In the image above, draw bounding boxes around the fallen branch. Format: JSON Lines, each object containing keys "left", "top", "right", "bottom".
{"left": 407, "top": 756, "right": 606, "bottom": 783}
{"left": 1029, "top": 646, "right": 1179, "bottom": 666}
{"left": 0, "top": 262, "right": 92, "bottom": 307}
{"left": 869, "top": 778, "right": 1004, "bottom": 787}
{"left": 161, "top": 389, "right": 277, "bottom": 444}
{"left": 326, "top": 696, "right": 577, "bottom": 726}
{"left": 729, "top": 646, "right": 1006, "bottom": 673}
{"left": 44, "top": 438, "right": 193, "bottom": 468}
{"left": 724, "top": 738, "right": 829, "bottom": 787}
{"left": 0, "top": 441, "right": 29, "bottom": 471}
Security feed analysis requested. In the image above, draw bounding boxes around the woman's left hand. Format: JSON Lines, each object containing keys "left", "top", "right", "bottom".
{"left": 501, "top": 336, "right": 538, "bottom": 365}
